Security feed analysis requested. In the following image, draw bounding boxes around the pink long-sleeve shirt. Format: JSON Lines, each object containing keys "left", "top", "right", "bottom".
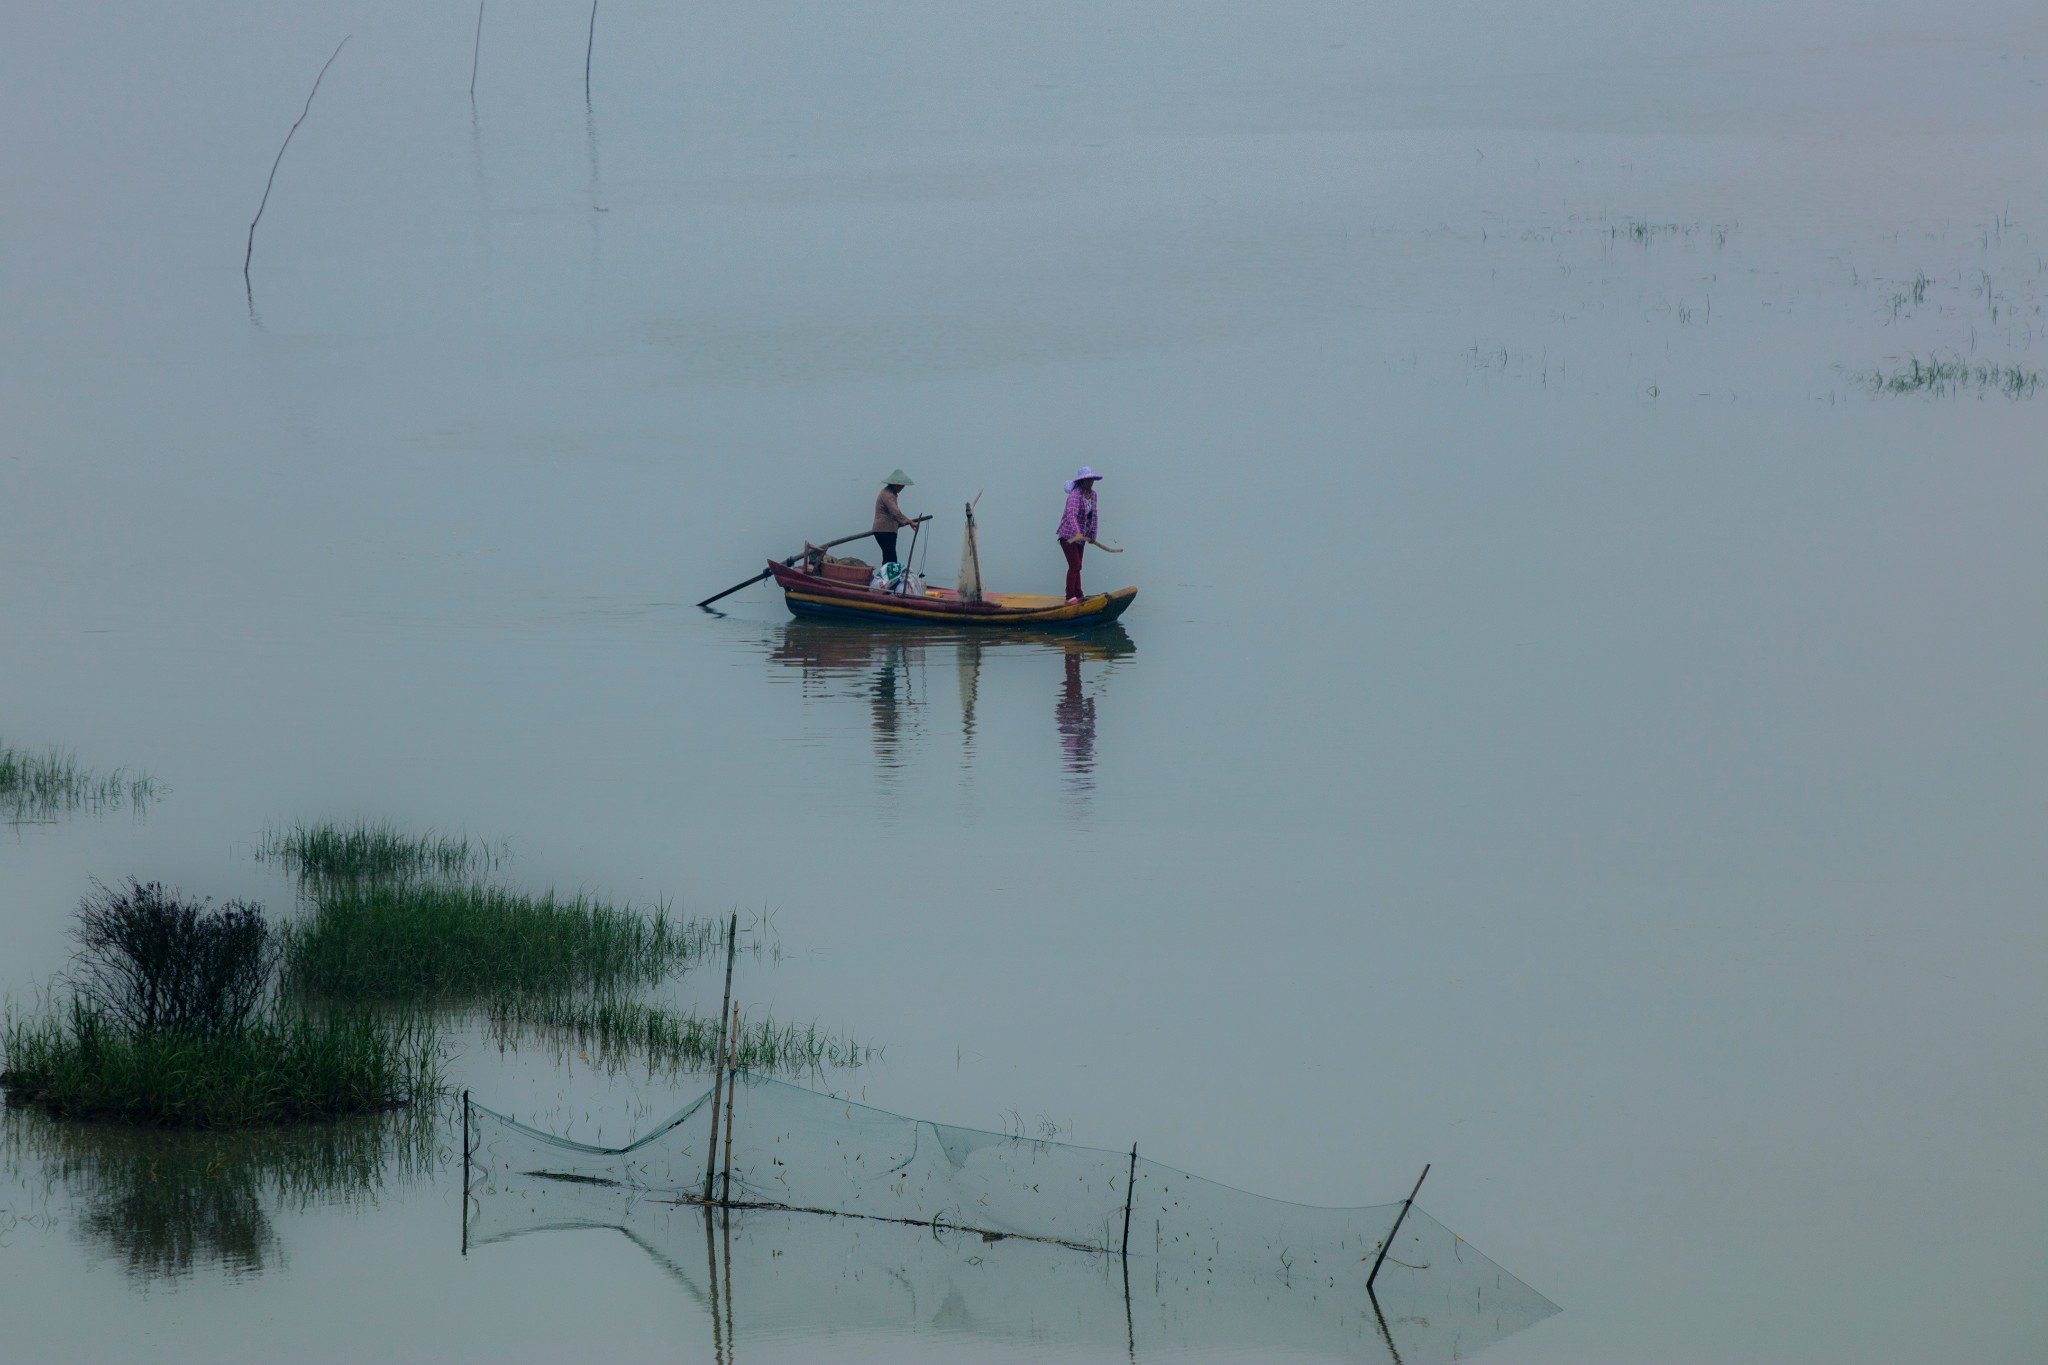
{"left": 1055, "top": 487, "right": 1098, "bottom": 541}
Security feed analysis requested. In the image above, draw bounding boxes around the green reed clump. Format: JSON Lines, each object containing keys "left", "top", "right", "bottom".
{"left": 281, "top": 883, "right": 716, "bottom": 1003}
{"left": 486, "top": 993, "right": 879, "bottom": 1077}
{"left": 1, "top": 740, "right": 157, "bottom": 821}
{"left": 258, "top": 819, "right": 503, "bottom": 882}
{"left": 1859, "top": 355, "right": 2041, "bottom": 399}
{"left": 1, "top": 1000, "right": 440, "bottom": 1128}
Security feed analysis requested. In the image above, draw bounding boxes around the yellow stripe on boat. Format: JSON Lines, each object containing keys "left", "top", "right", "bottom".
{"left": 784, "top": 588, "right": 1131, "bottom": 624}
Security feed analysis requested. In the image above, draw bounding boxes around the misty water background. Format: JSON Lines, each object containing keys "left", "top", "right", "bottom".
{"left": 4, "top": 2, "right": 2045, "bottom": 1360}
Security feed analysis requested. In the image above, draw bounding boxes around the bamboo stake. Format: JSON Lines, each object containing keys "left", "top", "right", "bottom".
{"left": 721, "top": 1000, "right": 740, "bottom": 1203}
{"left": 244, "top": 36, "right": 350, "bottom": 295}
{"left": 1121, "top": 1143, "right": 1137, "bottom": 1260}
{"left": 1365, "top": 1163, "right": 1430, "bottom": 1293}
{"left": 469, "top": 2, "right": 485, "bottom": 97}
{"left": 702, "top": 909, "right": 739, "bottom": 1202}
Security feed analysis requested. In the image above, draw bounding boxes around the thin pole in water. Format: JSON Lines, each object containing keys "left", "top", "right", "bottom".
{"left": 1121, "top": 1143, "right": 1137, "bottom": 1261}
{"left": 584, "top": 0, "right": 598, "bottom": 101}
{"left": 244, "top": 36, "right": 351, "bottom": 299}
{"left": 702, "top": 1205, "right": 725, "bottom": 1362}
{"left": 1366, "top": 1163, "right": 1430, "bottom": 1293}
{"left": 721, "top": 1000, "right": 739, "bottom": 1204}
{"left": 703, "top": 910, "right": 739, "bottom": 1203}
{"left": 461, "top": 1089, "right": 471, "bottom": 1255}
{"left": 469, "top": 2, "right": 485, "bottom": 98}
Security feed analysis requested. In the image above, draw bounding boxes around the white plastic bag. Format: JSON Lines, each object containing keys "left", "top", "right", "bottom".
{"left": 868, "top": 562, "right": 926, "bottom": 596}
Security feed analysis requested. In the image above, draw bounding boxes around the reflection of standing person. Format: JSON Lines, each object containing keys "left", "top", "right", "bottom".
{"left": 1054, "top": 650, "right": 1097, "bottom": 787}
{"left": 873, "top": 470, "right": 916, "bottom": 566}
{"left": 869, "top": 640, "right": 911, "bottom": 771}
{"left": 1055, "top": 466, "right": 1103, "bottom": 603}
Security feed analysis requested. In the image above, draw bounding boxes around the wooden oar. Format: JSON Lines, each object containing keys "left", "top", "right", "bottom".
{"left": 696, "top": 519, "right": 929, "bottom": 609}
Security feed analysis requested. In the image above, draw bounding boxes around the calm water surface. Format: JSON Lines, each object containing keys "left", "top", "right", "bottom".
{"left": 4, "top": 3, "right": 2045, "bottom": 1361}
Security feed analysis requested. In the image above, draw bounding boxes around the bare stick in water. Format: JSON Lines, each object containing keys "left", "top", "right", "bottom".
{"left": 244, "top": 36, "right": 351, "bottom": 292}
{"left": 470, "top": 2, "right": 485, "bottom": 97}
{"left": 584, "top": 0, "right": 598, "bottom": 100}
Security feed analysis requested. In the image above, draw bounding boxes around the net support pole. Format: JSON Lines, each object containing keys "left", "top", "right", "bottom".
{"left": 702, "top": 910, "right": 739, "bottom": 1204}
{"left": 1366, "top": 1163, "right": 1430, "bottom": 1293}
{"left": 720, "top": 1001, "right": 739, "bottom": 1205}
{"left": 1121, "top": 1143, "right": 1138, "bottom": 1261}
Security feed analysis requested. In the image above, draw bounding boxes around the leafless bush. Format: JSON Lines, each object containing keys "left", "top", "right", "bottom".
{"left": 69, "top": 880, "right": 275, "bottom": 1037}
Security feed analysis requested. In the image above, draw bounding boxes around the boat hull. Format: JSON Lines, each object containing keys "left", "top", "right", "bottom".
{"left": 770, "top": 561, "right": 1136, "bottom": 628}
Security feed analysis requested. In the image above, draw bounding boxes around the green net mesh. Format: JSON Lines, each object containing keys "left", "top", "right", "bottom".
{"left": 465, "top": 1075, "right": 1556, "bottom": 1361}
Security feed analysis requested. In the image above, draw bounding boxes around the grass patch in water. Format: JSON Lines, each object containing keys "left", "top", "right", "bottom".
{"left": 281, "top": 882, "right": 716, "bottom": 1003}
{"left": 1, "top": 1001, "right": 440, "bottom": 1128}
{"left": 486, "top": 993, "right": 879, "bottom": 1077}
{"left": 1, "top": 740, "right": 157, "bottom": 821}
{"left": 1856, "top": 355, "right": 2041, "bottom": 399}
{"left": 258, "top": 819, "right": 504, "bottom": 882}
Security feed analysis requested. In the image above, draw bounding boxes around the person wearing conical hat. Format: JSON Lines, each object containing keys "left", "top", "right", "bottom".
{"left": 872, "top": 469, "right": 916, "bottom": 566}
{"left": 1055, "top": 466, "right": 1104, "bottom": 603}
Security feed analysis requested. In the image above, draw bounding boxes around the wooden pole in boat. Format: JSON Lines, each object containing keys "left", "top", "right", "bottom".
{"left": 1366, "top": 1164, "right": 1430, "bottom": 1293}
{"left": 900, "top": 516, "right": 923, "bottom": 578}
{"left": 696, "top": 521, "right": 928, "bottom": 609}
{"left": 702, "top": 910, "right": 739, "bottom": 1203}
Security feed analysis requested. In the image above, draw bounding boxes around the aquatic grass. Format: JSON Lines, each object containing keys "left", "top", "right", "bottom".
{"left": 1606, "top": 217, "right": 1731, "bottom": 247}
{"left": 484, "top": 993, "right": 879, "bottom": 1077}
{"left": 280, "top": 882, "right": 716, "bottom": 1003}
{"left": 1, "top": 740, "right": 157, "bottom": 821}
{"left": 1, "top": 1000, "right": 441, "bottom": 1128}
{"left": 258, "top": 819, "right": 505, "bottom": 883}
{"left": 1856, "top": 355, "right": 2041, "bottom": 399}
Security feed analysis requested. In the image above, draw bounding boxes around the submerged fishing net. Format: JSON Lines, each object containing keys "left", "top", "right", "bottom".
{"left": 465, "top": 1075, "right": 1556, "bottom": 1362}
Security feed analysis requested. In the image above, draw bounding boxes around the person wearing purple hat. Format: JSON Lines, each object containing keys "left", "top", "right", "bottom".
{"left": 1055, "top": 466, "right": 1105, "bottom": 603}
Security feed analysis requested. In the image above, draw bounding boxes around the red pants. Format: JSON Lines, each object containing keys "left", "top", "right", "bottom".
{"left": 1060, "top": 539, "right": 1085, "bottom": 600}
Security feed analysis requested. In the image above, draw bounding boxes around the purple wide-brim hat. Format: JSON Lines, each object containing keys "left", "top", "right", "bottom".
{"left": 1063, "top": 466, "right": 1104, "bottom": 493}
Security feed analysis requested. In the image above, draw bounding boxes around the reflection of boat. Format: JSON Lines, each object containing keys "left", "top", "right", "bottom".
{"left": 769, "top": 558, "right": 1137, "bottom": 626}
{"left": 767, "top": 620, "right": 1136, "bottom": 674}
{"left": 770, "top": 504, "right": 1135, "bottom": 626}
{"left": 765, "top": 621, "right": 1135, "bottom": 789}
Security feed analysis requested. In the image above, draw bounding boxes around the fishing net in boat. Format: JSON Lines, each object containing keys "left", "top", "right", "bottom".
{"left": 958, "top": 499, "right": 983, "bottom": 602}
{"left": 464, "top": 1075, "right": 1555, "bottom": 1361}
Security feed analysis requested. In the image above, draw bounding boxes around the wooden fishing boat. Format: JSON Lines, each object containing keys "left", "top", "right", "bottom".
{"left": 768, "top": 557, "right": 1136, "bottom": 627}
